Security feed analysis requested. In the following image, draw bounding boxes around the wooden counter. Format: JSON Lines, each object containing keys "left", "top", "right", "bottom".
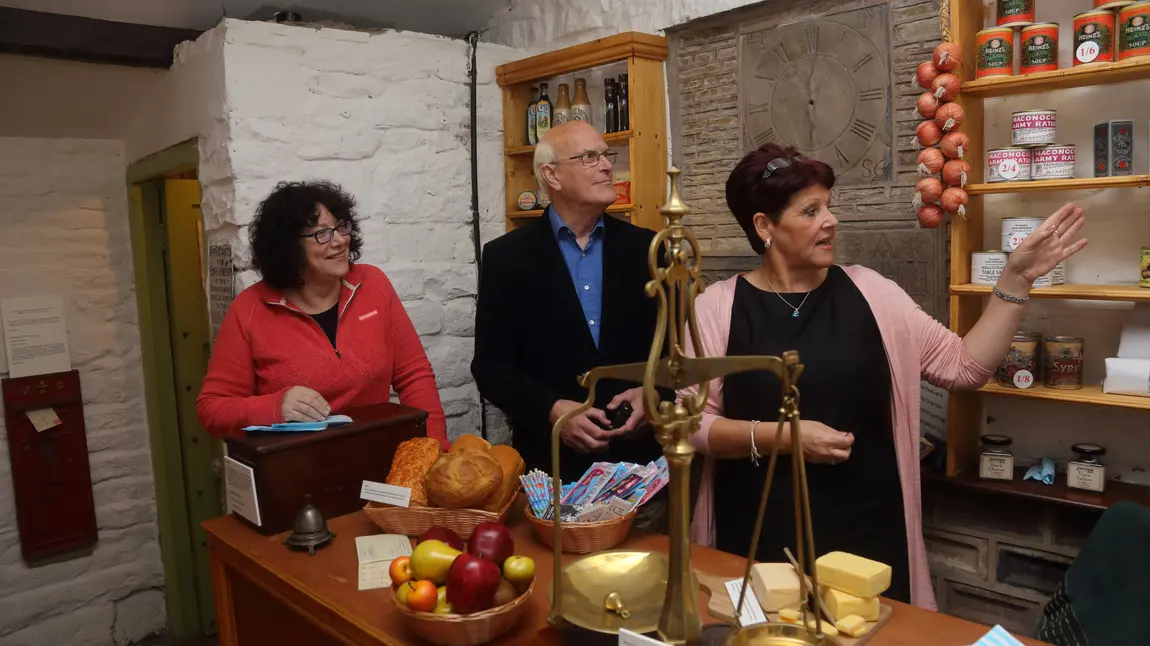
{"left": 204, "top": 504, "right": 1048, "bottom": 646}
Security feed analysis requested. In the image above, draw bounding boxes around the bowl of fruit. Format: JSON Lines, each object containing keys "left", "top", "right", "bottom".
{"left": 389, "top": 522, "right": 536, "bottom": 646}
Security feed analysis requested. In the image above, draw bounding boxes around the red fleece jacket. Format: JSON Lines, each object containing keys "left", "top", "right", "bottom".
{"left": 196, "top": 263, "right": 448, "bottom": 448}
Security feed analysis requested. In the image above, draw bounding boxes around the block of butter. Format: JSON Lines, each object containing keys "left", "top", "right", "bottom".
{"left": 749, "top": 563, "right": 801, "bottom": 611}
{"left": 807, "top": 618, "right": 839, "bottom": 637}
{"left": 778, "top": 608, "right": 802, "bottom": 624}
{"left": 835, "top": 614, "right": 869, "bottom": 638}
{"left": 822, "top": 587, "right": 880, "bottom": 621}
{"left": 815, "top": 551, "right": 891, "bottom": 598}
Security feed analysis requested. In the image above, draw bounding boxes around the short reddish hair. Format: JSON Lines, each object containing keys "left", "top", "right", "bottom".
{"left": 725, "top": 143, "right": 835, "bottom": 255}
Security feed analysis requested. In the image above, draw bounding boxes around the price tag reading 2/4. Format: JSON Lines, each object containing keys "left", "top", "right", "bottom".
{"left": 1008, "top": 233, "right": 1028, "bottom": 250}
{"left": 1013, "top": 369, "right": 1035, "bottom": 389}
{"left": 998, "top": 159, "right": 1021, "bottom": 180}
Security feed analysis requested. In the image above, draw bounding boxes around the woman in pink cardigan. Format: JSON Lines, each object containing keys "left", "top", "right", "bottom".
{"left": 680, "top": 143, "right": 1086, "bottom": 610}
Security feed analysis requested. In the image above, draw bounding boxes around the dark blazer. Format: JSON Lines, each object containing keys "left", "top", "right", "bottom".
{"left": 472, "top": 210, "right": 668, "bottom": 482}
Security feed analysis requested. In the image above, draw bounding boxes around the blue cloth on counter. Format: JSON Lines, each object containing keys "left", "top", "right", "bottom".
{"left": 974, "top": 625, "right": 1025, "bottom": 646}
{"left": 243, "top": 414, "right": 353, "bottom": 432}
{"left": 1024, "top": 457, "right": 1056, "bottom": 485}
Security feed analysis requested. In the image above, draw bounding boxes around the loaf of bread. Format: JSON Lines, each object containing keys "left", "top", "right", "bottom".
{"left": 385, "top": 437, "right": 442, "bottom": 507}
{"left": 424, "top": 448, "right": 504, "bottom": 509}
{"left": 450, "top": 433, "right": 491, "bottom": 454}
{"left": 478, "top": 445, "right": 526, "bottom": 512}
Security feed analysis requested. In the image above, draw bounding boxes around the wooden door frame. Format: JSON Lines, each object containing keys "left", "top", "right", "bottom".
{"left": 126, "top": 139, "right": 207, "bottom": 641}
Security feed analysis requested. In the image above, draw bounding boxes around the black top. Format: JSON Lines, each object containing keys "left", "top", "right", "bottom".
{"left": 311, "top": 303, "right": 338, "bottom": 348}
{"left": 471, "top": 213, "right": 672, "bottom": 482}
{"left": 715, "top": 266, "right": 911, "bottom": 603}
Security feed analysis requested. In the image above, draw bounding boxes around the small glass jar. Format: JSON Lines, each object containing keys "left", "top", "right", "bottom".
{"left": 1067, "top": 443, "right": 1107, "bottom": 493}
{"left": 979, "top": 434, "right": 1015, "bottom": 481}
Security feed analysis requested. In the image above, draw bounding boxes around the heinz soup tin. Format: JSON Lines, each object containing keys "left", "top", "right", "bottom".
{"left": 976, "top": 28, "right": 1015, "bottom": 78}
{"left": 1119, "top": 2, "right": 1150, "bottom": 60}
{"left": 1021, "top": 23, "right": 1060, "bottom": 73}
{"left": 1074, "top": 10, "right": 1117, "bottom": 65}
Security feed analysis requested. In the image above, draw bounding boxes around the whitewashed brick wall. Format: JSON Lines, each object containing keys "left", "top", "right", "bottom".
{"left": 0, "top": 138, "right": 164, "bottom": 645}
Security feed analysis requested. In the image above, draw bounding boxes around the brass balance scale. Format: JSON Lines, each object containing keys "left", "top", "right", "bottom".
{"left": 545, "top": 168, "right": 838, "bottom": 646}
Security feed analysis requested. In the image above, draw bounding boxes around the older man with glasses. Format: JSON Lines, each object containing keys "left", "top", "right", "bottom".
{"left": 472, "top": 121, "right": 671, "bottom": 531}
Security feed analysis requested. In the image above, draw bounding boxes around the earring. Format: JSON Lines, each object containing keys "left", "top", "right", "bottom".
{"left": 763, "top": 238, "right": 772, "bottom": 250}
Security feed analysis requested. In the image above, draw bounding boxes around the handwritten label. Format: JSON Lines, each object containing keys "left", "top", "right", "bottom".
{"left": 724, "top": 578, "right": 768, "bottom": 627}
{"left": 355, "top": 534, "right": 413, "bottom": 591}
{"left": 361, "top": 480, "right": 411, "bottom": 508}
{"left": 619, "top": 629, "right": 671, "bottom": 646}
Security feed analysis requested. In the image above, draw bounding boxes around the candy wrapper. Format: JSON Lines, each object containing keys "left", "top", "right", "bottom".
{"left": 540, "top": 504, "right": 582, "bottom": 522}
{"left": 562, "top": 462, "right": 615, "bottom": 505}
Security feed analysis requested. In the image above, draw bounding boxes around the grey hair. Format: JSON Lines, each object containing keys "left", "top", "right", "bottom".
{"left": 533, "top": 138, "right": 557, "bottom": 200}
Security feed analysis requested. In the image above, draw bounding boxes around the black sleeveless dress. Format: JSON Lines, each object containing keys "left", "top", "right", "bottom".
{"left": 714, "top": 267, "right": 911, "bottom": 603}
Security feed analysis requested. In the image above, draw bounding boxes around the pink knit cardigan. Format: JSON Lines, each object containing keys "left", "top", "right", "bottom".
{"left": 679, "top": 265, "right": 994, "bottom": 611}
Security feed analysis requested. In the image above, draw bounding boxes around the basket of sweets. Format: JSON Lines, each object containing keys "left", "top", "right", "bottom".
{"left": 365, "top": 434, "right": 525, "bottom": 539}
{"left": 521, "top": 457, "right": 668, "bottom": 554}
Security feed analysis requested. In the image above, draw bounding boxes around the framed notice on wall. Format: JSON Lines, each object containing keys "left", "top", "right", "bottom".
{"left": 208, "top": 243, "right": 235, "bottom": 340}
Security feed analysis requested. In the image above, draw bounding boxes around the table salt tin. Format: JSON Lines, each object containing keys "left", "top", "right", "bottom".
{"left": 1001, "top": 217, "right": 1045, "bottom": 251}
{"left": 987, "top": 148, "right": 1033, "bottom": 183}
{"left": 972, "top": 251, "right": 1008, "bottom": 285}
{"left": 1032, "top": 145, "right": 1076, "bottom": 179}
{"left": 1067, "top": 443, "right": 1107, "bottom": 493}
{"left": 979, "top": 434, "right": 1015, "bottom": 481}
{"left": 1011, "top": 110, "right": 1057, "bottom": 147}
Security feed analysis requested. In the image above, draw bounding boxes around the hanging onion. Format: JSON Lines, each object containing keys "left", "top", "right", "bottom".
{"left": 917, "top": 147, "right": 945, "bottom": 176}
{"left": 916, "top": 61, "right": 940, "bottom": 90}
{"left": 935, "top": 102, "right": 965, "bottom": 132}
{"left": 941, "top": 186, "right": 970, "bottom": 218}
{"left": 940, "top": 131, "right": 970, "bottom": 159}
{"left": 917, "top": 204, "right": 945, "bottom": 229}
{"left": 942, "top": 159, "right": 971, "bottom": 187}
{"left": 932, "top": 73, "right": 961, "bottom": 101}
{"left": 913, "top": 176, "right": 944, "bottom": 209}
{"left": 933, "top": 42, "right": 964, "bottom": 73}
{"left": 917, "top": 92, "right": 940, "bottom": 119}
{"left": 916, "top": 120, "right": 943, "bottom": 147}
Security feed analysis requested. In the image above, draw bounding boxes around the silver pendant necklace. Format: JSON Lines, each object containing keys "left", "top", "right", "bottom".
{"left": 761, "top": 269, "right": 812, "bottom": 318}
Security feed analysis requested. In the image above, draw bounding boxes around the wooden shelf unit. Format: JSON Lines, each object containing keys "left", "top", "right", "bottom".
{"left": 495, "top": 32, "right": 669, "bottom": 232}
{"left": 944, "top": 1, "right": 1150, "bottom": 504}
{"left": 925, "top": 467, "right": 1150, "bottom": 512}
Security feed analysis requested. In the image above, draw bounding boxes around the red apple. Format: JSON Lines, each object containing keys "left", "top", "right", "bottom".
{"left": 419, "top": 526, "right": 465, "bottom": 552}
{"left": 467, "top": 521, "right": 514, "bottom": 567}
{"left": 405, "top": 580, "right": 438, "bottom": 612}
{"left": 445, "top": 553, "right": 502, "bottom": 614}
{"left": 389, "top": 556, "right": 413, "bottom": 587}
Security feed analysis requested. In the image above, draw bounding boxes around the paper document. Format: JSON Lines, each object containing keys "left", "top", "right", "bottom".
{"left": 223, "top": 456, "right": 262, "bottom": 526}
{"left": 26, "top": 407, "right": 62, "bottom": 432}
{"left": 724, "top": 578, "right": 767, "bottom": 627}
{"left": 1, "top": 295, "right": 71, "bottom": 378}
{"left": 360, "top": 480, "right": 411, "bottom": 508}
{"left": 355, "top": 534, "right": 412, "bottom": 591}
{"left": 619, "top": 629, "right": 671, "bottom": 646}
{"left": 243, "top": 414, "right": 354, "bottom": 432}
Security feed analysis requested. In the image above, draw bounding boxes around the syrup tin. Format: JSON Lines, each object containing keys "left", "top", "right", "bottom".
{"left": 1074, "top": 10, "right": 1117, "bottom": 65}
{"left": 998, "top": 331, "right": 1042, "bottom": 388}
{"left": 987, "top": 148, "right": 1033, "bottom": 183}
{"left": 1032, "top": 145, "right": 1076, "bottom": 179}
{"left": 976, "top": 28, "right": 1015, "bottom": 78}
{"left": 1094, "top": 119, "right": 1134, "bottom": 177}
{"left": 1044, "top": 336, "right": 1084, "bottom": 390}
{"left": 1001, "top": 217, "right": 1045, "bottom": 251}
{"left": 1119, "top": 2, "right": 1150, "bottom": 60}
{"left": 1021, "top": 23, "right": 1060, "bottom": 73}
{"left": 1012, "top": 110, "right": 1057, "bottom": 147}
{"left": 997, "top": 0, "right": 1035, "bottom": 27}
{"left": 972, "top": 251, "right": 1008, "bottom": 285}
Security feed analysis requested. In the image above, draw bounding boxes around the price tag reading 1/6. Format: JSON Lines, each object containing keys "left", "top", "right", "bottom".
{"left": 1077, "top": 40, "right": 1100, "bottom": 64}
{"left": 619, "top": 629, "right": 671, "bottom": 646}
{"left": 998, "top": 160, "right": 1020, "bottom": 180}
{"left": 360, "top": 481, "right": 412, "bottom": 507}
{"left": 1013, "top": 369, "right": 1035, "bottom": 389}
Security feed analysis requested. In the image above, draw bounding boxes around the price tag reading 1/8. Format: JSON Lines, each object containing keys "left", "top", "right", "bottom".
{"left": 998, "top": 160, "right": 1020, "bottom": 180}
{"left": 1013, "top": 369, "right": 1035, "bottom": 389}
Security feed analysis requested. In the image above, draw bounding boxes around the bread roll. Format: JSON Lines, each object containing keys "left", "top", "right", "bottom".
{"left": 451, "top": 433, "right": 491, "bottom": 454}
{"left": 478, "top": 445, "right": 526, "bottom": 512}
{"left": 424, "top": 449, "right": 503, "bottom": 509}
{"left": 385, "top": 437, "right": 441, "bottom": 507}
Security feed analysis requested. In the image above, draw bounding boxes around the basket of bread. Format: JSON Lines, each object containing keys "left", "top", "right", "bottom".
{"left": 364, "top": 434, "right": 524, "bottom": 539}
{"left": 389, "top": 520, "right": 536, "bottom": 646}
{"left": 520, "top": 457, "right": 668, "bottom": 554}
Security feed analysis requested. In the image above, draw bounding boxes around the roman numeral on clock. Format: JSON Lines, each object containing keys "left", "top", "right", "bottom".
{"left": 753, "top": 128, "right": 778, "bottom": 148}
{"left": 835, "top": 146, "right": 850, "bottom": 166}
{"left": 851, "top": 53, "right": 874, "bottom": 73}
{"left": 775, "top": 45, "right": 790, "bottom": 65}
{"left": 850, "top": 119, "right": 876, "bottom": 140}
{"left": 747, "top": 102, "right": 770, "bottom": 115}
{"left": 859, "top": 88, "right": 883, "bottom": 101}
{"left": 805, "top": 26, "right": 819, "bottom": 54}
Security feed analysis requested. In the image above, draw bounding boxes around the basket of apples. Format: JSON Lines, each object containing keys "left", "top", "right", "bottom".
{"left": 389, "top": 522, "right": 536, "bottom": 646}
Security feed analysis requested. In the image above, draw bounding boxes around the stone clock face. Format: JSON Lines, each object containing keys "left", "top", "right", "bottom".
{"left": 741, "top": 7, "right": 892, "bottom": 185}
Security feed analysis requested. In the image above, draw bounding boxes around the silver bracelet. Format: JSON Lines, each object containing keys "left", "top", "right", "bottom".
{"left": 993, "top": 285, "right": 1030, "bottom": 304}
{"left": 749, "top": 420, "right": 762, "bottom": 466}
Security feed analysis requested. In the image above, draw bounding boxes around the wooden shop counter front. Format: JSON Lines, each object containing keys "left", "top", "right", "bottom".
{"left": 203, "top": 503, "right": 1048, "bottom": 646}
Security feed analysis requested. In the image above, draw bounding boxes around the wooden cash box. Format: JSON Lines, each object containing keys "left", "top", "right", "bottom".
{"left": 223, "top": 402, "right": 428, "bottom": 536}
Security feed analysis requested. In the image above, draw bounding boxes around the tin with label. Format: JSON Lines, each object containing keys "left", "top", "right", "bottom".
{"left": 517, "top": 190, "right": 538, "bottom": 210}
{"left": 1021, "top": 23, "right": 1060, "bottom": 73}
{"left": 1094, "top": 119, "right": 1134, "bottom": 177}
{"left": 1012, "top": 110, "right": 1057, "bottom": 147}
{"left": 972, "top": 251, "right": 1008, "bottom": 285}
{"left": 1067, "top": 443, "right": 1107, "bottom": 493}
{"left": 1075, "top": 10, "right": 1117, "bottom": 65}
{"left": 1119, "top": 2, "right": 1150, "bottom": 60}
{"left": 1001, "top": 217, "right": 1044, "bottom": 251}
{"left": 1052, "top": 260, "right": 1066, "bottom": 285}
{"left": 997, "top": 0, "right": 1035, "bottom": 27}
{"left": 987, "top": 148, "right": 1033, "bottom": 183}
{"left": 998, "top": 331, "right": 1041, "bottom": 388}
{"left": 1033, "top": 269, "right": 1055, "bottom": 288}
{"left": 976, "top": 28, "right": 1015, "bottom": 78}
{"left": 1044, "top": 336, "right": 1084, "bottom": 390}
{"left": 1032, "top": 145, "right": 1076, "bottom": 179}
{"left": 1098, "top": 0, "right": 1137, "bottom": 9}
{"left": 1141, "top": 247, "right": 1150, "bottom": 288}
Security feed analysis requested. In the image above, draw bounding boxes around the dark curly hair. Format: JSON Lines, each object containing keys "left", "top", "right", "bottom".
{"left": 249, "top": 180, "right": 364, "bottom": 290}
{"left": 725, "top": 143, "right": 836, "bottom": 255}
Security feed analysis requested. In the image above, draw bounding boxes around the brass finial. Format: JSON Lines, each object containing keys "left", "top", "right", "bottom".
{"left": 660, "top": 166, "right": 691, "bottom": 224}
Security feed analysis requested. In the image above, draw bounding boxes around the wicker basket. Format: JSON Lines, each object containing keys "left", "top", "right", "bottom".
{"left": 524, "top": 504, "right": 636, "bottom": 554}
{"left": 363, "top": 494, "right": 515, "bottom": 540}
{"left": 391, "top": 579, "right": 535, "bottom": 646}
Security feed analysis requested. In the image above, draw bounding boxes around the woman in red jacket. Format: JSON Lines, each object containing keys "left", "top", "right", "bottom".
{"left": 196, "top": 180, "right": 448, "bottom": 448}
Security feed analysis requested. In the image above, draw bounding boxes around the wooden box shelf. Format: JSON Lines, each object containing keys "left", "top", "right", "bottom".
{"left": 944, "top": 1, "right": 1150, "bottom": 499}
{"left": 924, "top": 467, "right": 1150, "bottom": 512}
{"left": 495, "top": 33, "right": 668, "bottom": 232}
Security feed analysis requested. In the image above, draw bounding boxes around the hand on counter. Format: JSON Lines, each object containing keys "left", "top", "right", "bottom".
{"left": 282, "top": 385, "right": 331, "bottom": 422}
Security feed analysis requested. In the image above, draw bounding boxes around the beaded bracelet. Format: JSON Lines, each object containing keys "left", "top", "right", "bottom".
{"left": 749, "top": 420, "right": 762, "bottom": 466}
{"left": 993, "top": 285, "right": 1030, "bottom": 304}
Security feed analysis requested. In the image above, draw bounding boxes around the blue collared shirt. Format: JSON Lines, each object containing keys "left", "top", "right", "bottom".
{"left": 549, "top": 206, "right": 604, "bottom": 348}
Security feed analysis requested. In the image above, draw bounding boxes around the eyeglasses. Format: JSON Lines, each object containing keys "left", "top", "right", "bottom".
{"left": 300, "top": 220, "right": 352, "bottom": 244}
{"left": 550, "top": 149, "right": 619, "bottom": 167}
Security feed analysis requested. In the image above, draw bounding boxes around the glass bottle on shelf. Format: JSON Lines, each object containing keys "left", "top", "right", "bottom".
{"left": 604, "top": 78, "right": 618, "bottom": 134}
{"left": 536, "top": 83, "right": 553, "bottom": 140}
{"left": 571, "top": 78, "right": 592, "bottom": 125}
{"left": 554, "top": 83, "right": 571, "bottom": 126}
{"left": 617, "top": 73, "right": 629, "bottom": 132}
{"left": 526, "top": 86, "right": 539, "bottom": 146}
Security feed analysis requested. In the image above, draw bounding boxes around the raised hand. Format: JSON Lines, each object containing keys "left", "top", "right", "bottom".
{"left": 1007, "top": 203, "right": 1088, "bottom": 283}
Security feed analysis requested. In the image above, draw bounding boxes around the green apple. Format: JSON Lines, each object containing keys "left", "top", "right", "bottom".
{"left": 411, "top": 539, "right": 461, "bottom": 585}
{"left": 502, "top": 555, "right": 535, "bottom": 593}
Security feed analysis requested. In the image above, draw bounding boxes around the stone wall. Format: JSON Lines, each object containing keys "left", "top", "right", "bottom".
{"left": 0, "top": 138, "right": 165, "bottom": 645}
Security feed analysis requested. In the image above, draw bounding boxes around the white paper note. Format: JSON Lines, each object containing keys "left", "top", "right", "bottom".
{"left": 25, "top": 407, "right": 61, "bottom": 432}
{"left": 223, "top": 456, "right": 262, "bottom": 527}
{"left": 920, "top": 380, "right": 949, "bottom": 439}
{"left": 619, "top": 628, "right": 671, "bottom": 646}
{"left": 358, "top": 561, "right": 392, "bottom": 591}
{"left": 355, "top": 534, "right": 413, "bottom": 591}
{"left": 1, "top": 296, "right": 71, "bottom": 378}
{"left": 360, "top": 480, "right": 411, "bottom": 507}
{"left": 724, "top": 578, "right": 767, "bottom": 627}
